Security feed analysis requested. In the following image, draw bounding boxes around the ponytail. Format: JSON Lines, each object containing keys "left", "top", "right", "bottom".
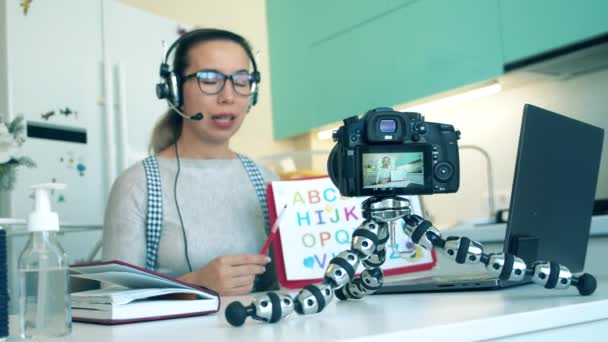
{"left": 148, "top": 109, "right": 182, "bottom": 154}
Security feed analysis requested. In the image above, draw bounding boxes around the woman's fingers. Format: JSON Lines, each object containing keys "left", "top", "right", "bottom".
{"left": 229, "top": 274, "right": 256, "bottom": 289}
{"left": 227, "top": 264, "right": 266, "bottom": 277}
{"left": 218, "top": 254, "right": 271, "bottom": 266}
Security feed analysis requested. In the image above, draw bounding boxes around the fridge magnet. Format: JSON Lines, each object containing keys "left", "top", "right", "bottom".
{"left": 20, "top": 0, "right": 33, "bottom": 16}
{"left": 59, "top": 107, "right": 78, "bottom": 119}
{"left": 41, "top": 110, "right": 55, "bottom": 121}
{"left": 59, "top": 151, "right": 75, "bottom": 169}
{"left": 76, "top": 162, "right": 86, "bottom": 177}
{"left": 49, "top": 178, "right": 66, "bottom": 204}
{"left": 38, "top": 107, "right": 78, "bottom": 121}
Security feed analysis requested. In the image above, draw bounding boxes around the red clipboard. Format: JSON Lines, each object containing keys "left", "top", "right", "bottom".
{"left": 266, "top": 177, "right": 436, "bottom": 289}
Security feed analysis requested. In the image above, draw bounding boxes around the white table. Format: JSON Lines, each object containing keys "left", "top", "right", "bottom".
{"left": 28, "top": 274, "right": 606, "bottom": 342}
{"left": 6, "top": 216, "right": 608, "bottom": 341}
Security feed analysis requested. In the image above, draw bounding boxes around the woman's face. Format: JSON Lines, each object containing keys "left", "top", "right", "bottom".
{"left": 181, "top": 40, "right": 252, "bottom": 144}
{"left": 382, "top": 157, "right": 390, "bottom": 167}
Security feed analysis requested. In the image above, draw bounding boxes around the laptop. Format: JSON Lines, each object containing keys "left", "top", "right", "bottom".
{"left": 376, "top": 104, "right": 605, "bottom": 294}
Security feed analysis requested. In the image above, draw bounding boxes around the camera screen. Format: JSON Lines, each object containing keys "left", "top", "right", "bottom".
{"left": 361, "top": 152, "right": 424, "bottom": 190}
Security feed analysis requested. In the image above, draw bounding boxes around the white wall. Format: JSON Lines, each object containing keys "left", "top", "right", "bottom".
{"left": 418, "top": 69, "right": 608, "bottom": 227}
{"left": 305, "top": 68, "right": 608, "bottom": 228}
{"left": 0, "top": 1, "right": 8, "bottom": 119}
{"left": 0, "top": 0, "right": 10, "bottom": 216}
{"left": 119, "top": 0, "right": 296, "bottom": 159}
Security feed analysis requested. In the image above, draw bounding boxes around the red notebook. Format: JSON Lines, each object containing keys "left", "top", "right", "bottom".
{"left": 266, "top": 177, "right": 436, "bottom": 289}
{"left": 70, "top": 260, "right": 219, "bottom": 325}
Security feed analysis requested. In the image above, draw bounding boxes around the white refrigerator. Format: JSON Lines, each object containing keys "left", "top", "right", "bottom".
{"left": 1, "top": 0, "right": 182, "bottom": 226}
{"left": 1, "top": 0, "right": 183, "bottom": 314}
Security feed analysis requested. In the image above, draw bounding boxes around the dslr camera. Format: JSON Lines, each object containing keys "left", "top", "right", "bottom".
{"left": 327, "top": 107, "right": 461, "bottom": 197}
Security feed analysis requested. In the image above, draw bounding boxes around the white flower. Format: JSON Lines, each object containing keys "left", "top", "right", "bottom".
{"left": 0, "top": 123, "right": 11, "bottom": 143}
{"left": 0, "top": 124, "right": 18, "bottom": 164}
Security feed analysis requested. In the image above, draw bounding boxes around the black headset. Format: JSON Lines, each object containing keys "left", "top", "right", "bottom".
{"left": 155, "top": 28, "right": 261, "bottom": 118}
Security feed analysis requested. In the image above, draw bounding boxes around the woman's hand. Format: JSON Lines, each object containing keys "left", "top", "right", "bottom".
{"left": 180, "top": 254, "right": 271, "bottom": 296}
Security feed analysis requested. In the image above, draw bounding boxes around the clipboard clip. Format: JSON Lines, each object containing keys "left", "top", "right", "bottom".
{"left": 389, "top": 220, "right": 416, "bottom": 258}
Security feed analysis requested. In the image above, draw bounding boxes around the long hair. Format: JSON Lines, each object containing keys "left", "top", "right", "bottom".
{"left": 148, "top": 28, "right": 256, "bottom": 154}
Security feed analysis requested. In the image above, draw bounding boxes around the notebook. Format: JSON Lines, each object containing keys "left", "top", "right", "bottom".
{"left": 70, "top": 260, "right": 220, "bottom": 324}
{"left": 376, "top": 104, "right": 604, "bottom": 294}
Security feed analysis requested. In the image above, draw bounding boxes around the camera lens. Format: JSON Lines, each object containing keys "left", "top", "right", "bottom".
{"left": 379, "top": 119, "right": 396, "bottom": 133}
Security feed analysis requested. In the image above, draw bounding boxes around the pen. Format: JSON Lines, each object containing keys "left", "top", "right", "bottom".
{"left": 260, "top": 204, "right": 288, "bottom": 255}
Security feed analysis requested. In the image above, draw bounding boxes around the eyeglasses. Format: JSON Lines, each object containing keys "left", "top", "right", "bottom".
{"left": 183, "top": 70, "right": 257, "bottom": 96}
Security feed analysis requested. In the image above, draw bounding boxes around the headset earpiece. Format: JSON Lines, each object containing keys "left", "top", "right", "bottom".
{"left": 155, "top": 82, "right": 169, "bottom": 100}
{"left": 155, "top": 63, "right": 169, "bottom": 100}
{"left": 168, "top": 72, "right": 181, "bottom": 107}
{"left": 247, "top": 70, "right": 260, "bottom": 111}
{"left": 247, "top": 80, "right": 259, "bottom": 113}
{"left": 156, "top": 60, "right": 183, "bottom": 108}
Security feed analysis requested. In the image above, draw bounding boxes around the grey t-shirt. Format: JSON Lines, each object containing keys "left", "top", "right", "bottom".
{"left": 102, "top": 156, "right": 278, "bottom": 278}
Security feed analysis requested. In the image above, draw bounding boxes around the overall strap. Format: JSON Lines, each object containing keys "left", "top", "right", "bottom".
{"left": 237, "top": 154, "right": 270, "bottom": 235}
{"left": 142, "top": 156, "right": 163, "bottom": 270}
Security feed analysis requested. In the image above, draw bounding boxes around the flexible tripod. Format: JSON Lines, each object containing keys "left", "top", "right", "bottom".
{"left": 226, "top": 195, "right": 597, "bottom": 326}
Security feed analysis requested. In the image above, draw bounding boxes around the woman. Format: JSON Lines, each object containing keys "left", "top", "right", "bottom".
{"left": 376, "top": 156, "right": 392, "bottom": 184}
{"left": 103, "top": 28, "right": 277, "bottom": 296}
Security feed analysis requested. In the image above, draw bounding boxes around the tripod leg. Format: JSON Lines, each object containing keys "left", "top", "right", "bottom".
{"left": 335, "top": 221, "right": 389, "bottom": 300}
{"left": 225, "top": 292, "right": 295, "bottom": 327}
{"left": 226, "top": 205, "right": 597, "bottom": 327}
{"left": 404, "top": 214, "right": 597, "bottom": 296}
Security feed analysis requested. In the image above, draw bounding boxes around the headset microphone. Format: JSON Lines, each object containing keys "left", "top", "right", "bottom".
{"left": 167, "top": 101, "right": 204, "bottom": 121}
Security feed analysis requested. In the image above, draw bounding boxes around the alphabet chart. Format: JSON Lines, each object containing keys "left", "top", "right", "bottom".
{"left": 267, "top": 177, "right": 436, "bottom": 288}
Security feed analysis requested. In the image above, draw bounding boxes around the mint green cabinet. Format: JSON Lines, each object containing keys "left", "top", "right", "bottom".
{"left": 266, "top": 1, "right": 315, "bottom": 140}
{"left": 307, "top": 5, "right": 396, "bottom": 131}
{"left": 305, "top": 0, "right": 398, "bottom": 45}
{"left": 309, "top": 0, "right": 503, "bottom": 131}
{"left": 500, "top": 0, "right": 608, "bottom": 64}
{"left": 268, "top": 0, "right": 503, "bottom": 139}
{"left": 267, "top": 0, "right": 405, "bottom": 139}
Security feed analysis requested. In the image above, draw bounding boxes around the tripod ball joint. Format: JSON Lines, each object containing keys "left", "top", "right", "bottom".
{"left": 573, "top": 273, "right": 597, "bottom": 296}
{"left": 294, "top": 283, "right": 334, "bottom": 315}
{"left": 335, "top": 278, "right": 366, "bottom": 301}
{"left": 443, "top": 236, "right": 484, "bottom": 264}
{"left": 225, "top": 292, "right": 294, "bottom": 327}
{"left": 362, "top": 248, "right": 386, "bottom": 269}
{"left": 225, "top": 301, "right": 250, "bottom": 327}
{"left": 324, "top": 250, "right": 360, "bottom": 288}
{"left": 485, "top": 253, "right": 526, "bottom": 282}
{"left": 403, "top": 215, "right": 442, "bottom": 250}
{"left": 531, "top": 261, "right": 597, "bottom": 296}
{"left": 358, "top": 268, "right": 384, "bottom": 294}
{"left": 351, "top": 220, "right": 382, "bottom": 259}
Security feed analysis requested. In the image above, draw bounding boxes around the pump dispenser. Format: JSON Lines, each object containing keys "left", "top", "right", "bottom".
{"left": 18, "top": 183, "right": 71, "bottom": 338}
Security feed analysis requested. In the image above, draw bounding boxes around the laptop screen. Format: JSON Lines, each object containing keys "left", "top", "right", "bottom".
{"left": 503, "top": 104, "right": 604, "bottom": 272}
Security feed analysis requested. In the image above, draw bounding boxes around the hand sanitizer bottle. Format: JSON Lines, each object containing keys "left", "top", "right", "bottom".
{"left": 18, "top": 183, "right": 71, "bottom": 338}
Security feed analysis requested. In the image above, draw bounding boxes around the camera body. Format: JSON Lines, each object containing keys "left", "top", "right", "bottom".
{"left": 327, "top": 107, "right": 460, "bottom": 197}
